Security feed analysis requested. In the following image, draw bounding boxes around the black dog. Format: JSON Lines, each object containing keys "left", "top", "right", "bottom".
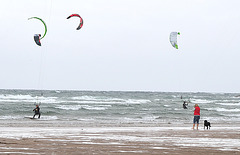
{"left": 204, "top": 120, "right": 211, "bottom": 130}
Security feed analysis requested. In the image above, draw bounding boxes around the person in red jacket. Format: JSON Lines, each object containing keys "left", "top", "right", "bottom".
{"left": 192, "top": 104, "right": 200, "bottom": 130}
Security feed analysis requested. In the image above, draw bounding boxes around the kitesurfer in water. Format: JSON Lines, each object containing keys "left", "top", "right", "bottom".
{"left": 183, "top": 101, "right": 188, "bottom": 109}
{"left": 33, "top": 104, "right": 41, "bottom": 119}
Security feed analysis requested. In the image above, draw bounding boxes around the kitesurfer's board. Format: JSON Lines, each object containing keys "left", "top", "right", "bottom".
{"left": 24, "top": 116, "right": 37, "bottom": 119}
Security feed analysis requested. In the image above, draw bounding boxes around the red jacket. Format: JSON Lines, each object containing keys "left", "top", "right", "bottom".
{"left": 194, "top": 106, "right": 200, "bottom": 115}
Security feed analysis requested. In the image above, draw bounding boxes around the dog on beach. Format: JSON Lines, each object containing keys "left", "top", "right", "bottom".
{"left": 204, "top": 120, "right": 211, "bottom": 130}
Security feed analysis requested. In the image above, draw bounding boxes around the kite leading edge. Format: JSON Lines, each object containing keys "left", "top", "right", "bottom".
{"left": 66, "top": 14, "right": 83, "bottom": 30}
{"left": 28, "top": 17, "right": 47, "bottom": 46}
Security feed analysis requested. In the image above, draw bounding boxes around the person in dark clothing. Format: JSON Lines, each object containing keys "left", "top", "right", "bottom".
{"left": 183, "top": 101, "right": 188, "bottom": 109}
{"left": 33, "top": 104, "right": 41, "bottom": 119}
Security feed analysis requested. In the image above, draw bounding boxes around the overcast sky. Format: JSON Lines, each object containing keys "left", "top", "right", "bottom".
{"left": 1, "top": 0, "right": 240, "bottom": 93}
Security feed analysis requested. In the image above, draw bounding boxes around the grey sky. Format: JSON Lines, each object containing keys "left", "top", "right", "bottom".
{"left": 1, "top": 0, "right": 240, "bottom": 92}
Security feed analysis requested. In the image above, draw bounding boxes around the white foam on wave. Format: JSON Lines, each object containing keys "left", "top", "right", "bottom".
{"left": 206, "top": 107, "right": 240, "bottom": 112}
{"left": 40, "top": 116, "right": 58, "bottom": 120}
{"left": 0, "top": 94, "right": 59, "bottom": 104}
{"left": 215, "top": 102, "right": 240, "bottom": 106}
{"left": 220, "top": 113, "right": 240, "bottom": 117}
{"left": 125, "top": 99, "right": 151, "bottom": 104}
{"left": 23, "top": 116, "right": 59, "bottom": 121}
{"left": 0, "top": 94, "right": 150, "bottom": 105}
{"left": 201, "top": 116, "right": 240, "bottom": 122}
{"left": 56, "top": 105, "right": 82, "bottom": 110}
{"left": 191, "top": 99, "right": 213, "bottom": 104}
{"left": 56, "top": 105, "right": 110, "bottom": 111}
{"left": 0, "top": 116, "right": 23, "bottom": 120}
{"left": 81, "top": 105, "right": 110, "bottom": 110}
{"left": 71, "top": 96, "right": 150, "bottom": 104}
{"left": 66, "top": 100, "right": 126, "bottom": 104}
{"left": 164, "top": 105, "right": 171, "bottom": 107}
{"left": 72, "top": 96, "right": 124, "bottom": 101}
{"left": 0, "top": 94, "right": 33, "bottom": 100}
{"left": 69, "top": 100, "right": 150, "bottom": 105}
{"left": 0, "top": 98, "right": 57, "bottom": 103}
{"left": 34, "top": 96, "right": 58, "bottom": 104}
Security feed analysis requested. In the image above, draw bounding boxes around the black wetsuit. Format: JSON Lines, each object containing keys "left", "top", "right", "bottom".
{"left": 33, "top": 106, "right": 41, "bottom": 118}
{"left": 183, "top": 102, "right": 188, "bottom": 109}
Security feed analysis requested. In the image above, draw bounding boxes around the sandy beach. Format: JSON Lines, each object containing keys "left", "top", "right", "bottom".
{"left": 0, "top": 124, "right": 239, "bottom": 155}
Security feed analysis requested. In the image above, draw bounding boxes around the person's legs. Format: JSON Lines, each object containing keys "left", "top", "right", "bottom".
{"left": 38, "top": 113, "right": 41, "bottom": 119}
{"left": 192, "top": 116, "right": 196, "bottom": 129}
{"left": 33, "top": 114, "right": 36, "bottom": 118}
{"left": 196, "top": 116, "right": 200, "bottom": 130}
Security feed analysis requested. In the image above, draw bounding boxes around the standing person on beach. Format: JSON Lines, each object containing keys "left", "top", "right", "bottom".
{"left": 33, "top": 104, "right": 41, "bottom": 119}
{"left": 192, "top": 104, "right": 200, "bottom": 130}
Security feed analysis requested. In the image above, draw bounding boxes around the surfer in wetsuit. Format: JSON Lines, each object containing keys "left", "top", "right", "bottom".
{"left": 183, "top": 101, "right": 188, "bottom": 109}
{"left": 33, "top": 104, "right": 41, "bottom": 119}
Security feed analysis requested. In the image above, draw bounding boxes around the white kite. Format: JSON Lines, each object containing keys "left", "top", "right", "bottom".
{"left": 169, "top": 32, "right": 180, "bottom": 49}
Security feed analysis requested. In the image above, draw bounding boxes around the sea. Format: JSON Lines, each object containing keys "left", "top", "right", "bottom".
{"left": 0, "top": 89, "right": 240, "bottom": 127}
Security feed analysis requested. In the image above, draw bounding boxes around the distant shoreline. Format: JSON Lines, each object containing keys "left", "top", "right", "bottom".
{"left": 0, "top": 88, "right": 239, "bottom": 94}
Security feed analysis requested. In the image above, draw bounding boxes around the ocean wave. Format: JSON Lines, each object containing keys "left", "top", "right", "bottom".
{"left": 221, "top": 113, "right": 240, "bottom": 117}
{"left": 215, "top": 102, "right": 240, "bottom": 106}
{"left": 1, "top": 90, "right": 239, "bottom": 125}
{"left": 72, "top": 96, "right": 125, "bottom": 101}
{"left": 174, "top": 108, "right": 182, "bottom": 111}
{"left": 206, "top": 108, "right": 240, "bottom": 112}
{"left": 77, "top": 118, "right": 95, "bottom": 121}
{"left": 54, "top": 98, "right": 150, "bottom": 105}
{"left": 81, "top": 105, "right": 109, "bottom": 111}
{"left": 0, "top": 94, "right": 33, "bottom": 100}
{"left": 71, "top": 96, "right": 150, "bottom": 104}
{"left": 163, "top": 105, "right": 171, "bottom": 107}
{"left": 55, "top": 90, "right": 61, "bottom": 93}
{"left": 191, "top": 99, "right": 213, "bottom": 104}
{"left": 0, "top": 115, "right": 58, "bottom": 120}
{"left": 125, "top": 99, "right": 151, "bottom": 104}
{"left": 40, "top": 116, "right": 59, "bottom": 120}
{"left": 0, "top": 99, "right": 58, "bottom": 104}
{"left": 0, "top": 94, "right": 58, "bottom": 104}
{"left": 200, "top": 116, "right": 240, "bottom": 122}
{"left": 23, "top": 115, "right": 59, "bottom": 120}
{"left": 0, "top": 115, "right": 23, "bottom": 120}
{"left": 64, "top": 100, "right": 125, "bottom": 104}
{"left": 56, "top": 105, "right": 82, "bottom": 110}
{"left": 56, "top": 105, "right": 110, "bottom": 111}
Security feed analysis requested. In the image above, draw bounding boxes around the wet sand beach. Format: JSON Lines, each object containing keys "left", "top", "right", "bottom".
{"left": 0, "top": 125, "right": 239, "bottom": 154}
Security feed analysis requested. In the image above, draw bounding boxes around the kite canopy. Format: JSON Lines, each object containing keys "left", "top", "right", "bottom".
{"left": 67, "top": 14, "right": 83, "bottom": 30}
{"left": 34, "top": 34, "right": 41, "bottom": 46}
{"left": 28, "top": 17, "right": 47, "bottom": 46}
{"left": 169, "top": 32, "right": 180, "bottom": 49}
